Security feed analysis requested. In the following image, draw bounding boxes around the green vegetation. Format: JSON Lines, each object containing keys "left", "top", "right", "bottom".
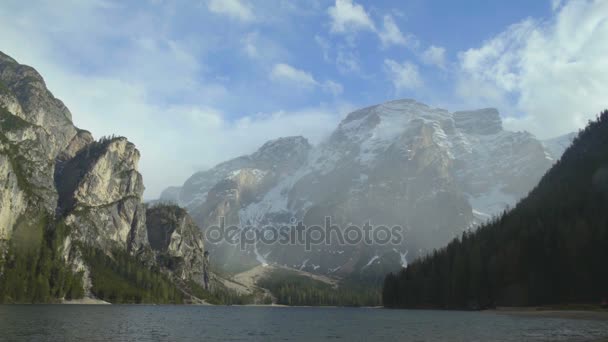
{"left": 0, "top": 214, "right": 84, "bottom": 303}
{"left": 82, "top": 247, "right": 184, "bottom": 304}
{"left": 258, "top": 269, "right": 381, "bottom": 306}
{"left": 0, "top": 106, "right": 30, "bottom": 131}
{"left": 0, "top": 80, "right": 9, "bottom": 94}
{"left": 383, "top": 110, "right": 608, "bottom": 309}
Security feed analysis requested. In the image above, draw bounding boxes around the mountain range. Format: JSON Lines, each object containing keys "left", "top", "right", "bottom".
{"left": 160, "top": 99, "right": 575, "bottom": 276}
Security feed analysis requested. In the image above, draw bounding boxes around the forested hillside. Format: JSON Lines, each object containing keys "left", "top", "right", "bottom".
{"left": 383, "top": 110, "right": 608, "bottom": 308}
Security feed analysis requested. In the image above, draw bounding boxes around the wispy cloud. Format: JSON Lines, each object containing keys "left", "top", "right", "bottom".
{"left": 384, "top": 59, "right": 423, "bottom": 92}
{"left": 378, "top": 15, "right": 410, "bottom": 47}
{"left": 207, "top": 0, "right": 254, "bottom": 22}
{"left": 328, "top": 0, "right": 375, "bottom": 34}
{"left": 456, "top": 0, "right": 608, "bottom": 138}
{"left": 421, "top": 45, "right": 447, "bottom": 69}
{"left": 270, "top": 63, "right": 343, "bottom": 96}
{"left": 270, "top": 63, "right": 318, "bottom": 88}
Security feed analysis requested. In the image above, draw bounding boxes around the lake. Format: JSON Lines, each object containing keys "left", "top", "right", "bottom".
{"left": 0, "top": 305, "right": 607, "bottom": 341}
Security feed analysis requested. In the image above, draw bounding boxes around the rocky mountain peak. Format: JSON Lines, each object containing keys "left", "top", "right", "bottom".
{"left": 251, "top": 136, "right": 311, "bottom": 174}
{"left": 253, "top": 136, "right": 310, "bottom": 160}
{"left": 0, "top": 51, "right": 73, "bottom": 130}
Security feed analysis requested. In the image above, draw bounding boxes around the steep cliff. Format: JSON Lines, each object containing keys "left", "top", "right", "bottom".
{"left": 146, "top": 204, "right": 205, "bottom": 281}
{"left": 0, "top": 51, "right": 165, "bottom": 303}
{"left": 57, "top": 137, "right": 149, "bottom": 255}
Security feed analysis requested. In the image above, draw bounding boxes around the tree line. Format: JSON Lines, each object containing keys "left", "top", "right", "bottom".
{"left": 258, "top": 269, "right": 382, "bottom": 306}
{"left": 82, "top": 246, "right": 185, "bottom": 304}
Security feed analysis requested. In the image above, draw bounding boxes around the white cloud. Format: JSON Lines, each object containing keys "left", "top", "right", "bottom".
{"left": 270, "top": 63, "right": 343, "bottom": 96}
{"left": 421, "top": 45, "right": 447, "bottom": 69}
{"left": 208, "top": 0, "right": 254, "bottom": 22}
{"left": 456, "top": 0, "right": 608, "bottom": 138}
{"left": 328, "top": 0, "right": 375, "bottom": 34}
{"left": 378, "top": 15, "right": 409, "bottom": 47}
{"left": 270, "top": 63, "right": 318, "bottom": 88}
{"left": 384, "top": 59, "right": 422, "bottom": 92}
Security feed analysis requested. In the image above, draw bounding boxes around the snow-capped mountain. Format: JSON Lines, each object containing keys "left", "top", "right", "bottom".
{"left": 161, "top": 99, "right": 573, "bottom": 275}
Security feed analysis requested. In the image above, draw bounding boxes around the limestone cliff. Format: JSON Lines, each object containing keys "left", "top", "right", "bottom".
{"left": 146, "top": 204, "right": 205, "bottom": 281}
{"left": 0, "top": 51, "right": 160, "bottom": 302}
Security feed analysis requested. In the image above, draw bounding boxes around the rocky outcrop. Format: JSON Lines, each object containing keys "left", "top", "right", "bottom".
{"left": 146, "top": 204, "right": 205, "bottom": 281}
{"left": 54, "top": 137, "right": 149, "bottom": 255}
{"left": 0, "top": 51, "right": 78, "bottom": 239}
{"left": 0, "top": 52, "right": 76, "bottom": 152}
{"left": 0, "top": 51, "right": 154, "bottom": 297}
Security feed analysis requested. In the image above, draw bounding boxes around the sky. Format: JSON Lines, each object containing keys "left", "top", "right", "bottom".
{"left": 0, "top": 0, "right": 607, "bottom": 199}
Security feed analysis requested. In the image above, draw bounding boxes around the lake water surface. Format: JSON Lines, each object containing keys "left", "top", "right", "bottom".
{"left": 0, "top": 305, "right": 607, "bottom": 341}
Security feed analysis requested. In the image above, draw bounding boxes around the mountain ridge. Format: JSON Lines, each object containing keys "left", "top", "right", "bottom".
{"left": 160, "top": 99, "right": 574, "bottom": 276}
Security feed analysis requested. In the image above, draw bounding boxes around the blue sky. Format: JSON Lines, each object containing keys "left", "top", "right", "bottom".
{"left": 0, "top": 0, "right": 607, "bottom": 198}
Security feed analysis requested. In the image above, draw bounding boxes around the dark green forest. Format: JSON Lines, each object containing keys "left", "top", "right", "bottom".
{"left": 0, "top": 214, "right": 84, "bottom": 303}
{"left": 383, "top": 110, "right": 608, "bottom": 309}
{"left": 258, "top": 269, "right": 382, "bottom": 306}
{"left": 82, "top": 247, "right": 185, "bottom": 304}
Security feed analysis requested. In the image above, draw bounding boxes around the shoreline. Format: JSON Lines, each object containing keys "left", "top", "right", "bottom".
{"left": 62, "top": 298, "right": 111, "bottom": 305}
{"left": 488, "top": 307, "right": 608, "bottom": 321}
{"left": 4, "top": 301, "right": 607, "bottom": 320}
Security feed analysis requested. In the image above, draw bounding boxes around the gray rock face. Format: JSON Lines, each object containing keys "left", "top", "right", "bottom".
{"left": 175, "top": 136, "right": 311, "bottom": 211}
{"left": 0, "top": 51, "right": 78, "bottom": 238}
{"left": 58, "top": 137, "right": 149, "bottom": 254}
{"left": 166, "top": 99, "right": 569, "bottom": 276}
{"left": 0, "top": 52, "right": 76, "bottom": 157}
{"left": 146, "top": 205, "right": 205, "bottom": 281}
{"left": 0, "top": 51, "right": 150, "bottom": 261}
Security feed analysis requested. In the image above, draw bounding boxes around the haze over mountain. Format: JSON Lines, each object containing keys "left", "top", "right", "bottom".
{"left": 160, "top": 100, "right": 574, "bottom": 275}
